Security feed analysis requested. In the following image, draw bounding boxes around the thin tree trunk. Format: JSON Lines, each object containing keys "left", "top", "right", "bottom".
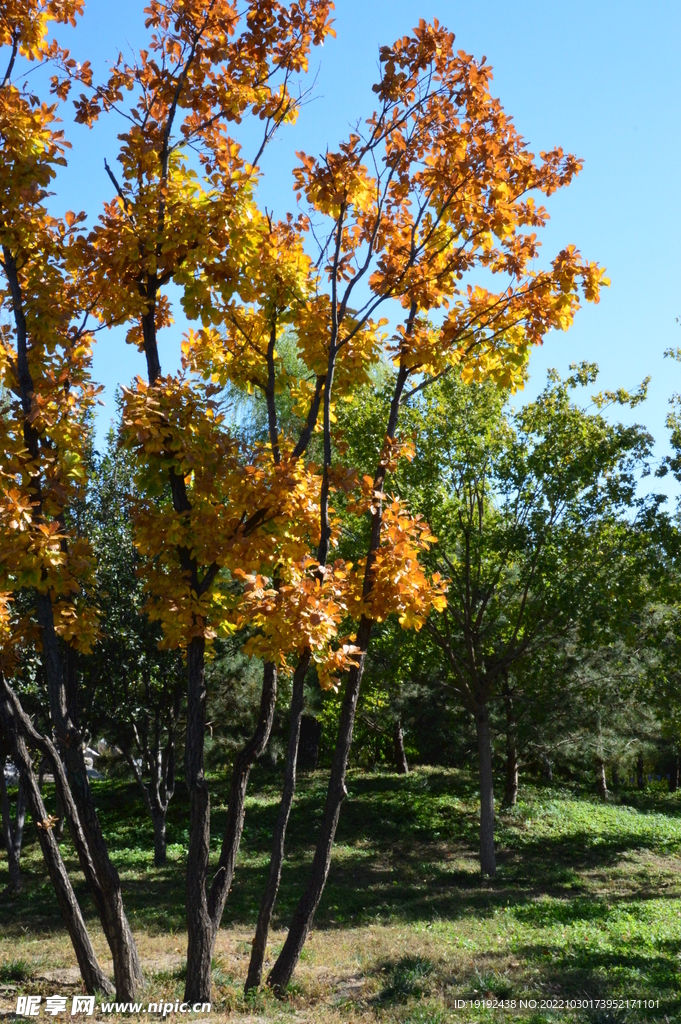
{"left": 34, "top": 593, "right": 143, "bottom": 998}
{"left": 501, "top": 685, "right": 518, "bottom": 809}
{"left": 595, "top": 720, "right": 607, "bottom": 802}
{"left": 475, "top": 704, "right": 496, "bottom": 878}
{"left": 13, "top": 779, "right": 27, "bottom": 859}
{"left": 637, "top": 751, "right": 645, "bottom": 790}
{"left": 245, "top": 652, "right": 309, "bottom": 992}
{"left": 393, "top": 720, "right": 408, "bottom": 775}
{"left": 1, "top": 674, "right": 137, "bottom": 997}
{"left": 0, "top": 692, "right": 113, "bottom": 994}
{"left": 54, "top": 763, "right": 65, "bottom": 842}
{"left": 503, "top": 735, "right": 518, "bottom": 809}
{"left": 4, "top": 246, "right": 142, "bottom": 996}
{"left": 266, "top": 353, "right": 411, "bottom": 994}
{"left": 124, "top": 746, "right": 170, "bottom": 868}
{"left": 596, "top": 759, "right": 607, "bottom": 801}
{"left": 184, "top": 634, "right": 212, "bottom": 1003}
{"left": 184, "top": 660, "right": 278, "bottom": 1004}
{"left": 152, "top": 810, "right": 167, "bottom": 867}
{"left": 267, "top": 617, "right": 372, "bottom": 993}
{"left": 0, "top": 752, "right": 22, "bottom": 892}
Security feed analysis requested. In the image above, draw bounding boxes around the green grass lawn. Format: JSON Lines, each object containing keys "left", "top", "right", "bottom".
{"left": 1, "top": 767, "right": 680, "bottom": 1022}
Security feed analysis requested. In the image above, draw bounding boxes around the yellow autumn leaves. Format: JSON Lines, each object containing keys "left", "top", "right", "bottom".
{"left": 0, "top": 7, "right": 608, "bottom": 691}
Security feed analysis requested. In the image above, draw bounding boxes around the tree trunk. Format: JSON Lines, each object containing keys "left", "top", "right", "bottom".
{"left": 297, "top": 715, "right": 321, "bottom": 771}
{"left": 246, "top": 653, "right": 309, "bottom": 993}
{"left": 0, "top": 692, "right": 113, "bottom": 995}
{"left": 0, "top": 754, "right": 22, "bottom": 893}
{"left": 4, "top": 247, "right": 140, "bottom": 996}
{"left": 393, "top": 720, "right": 408, "bottom": 775}
{"left": 184, "top": 660, "right": 278, "bottom": 1004}
{"left": 60, "top": 733, "right": 143, "bottom": 999}
{"left": 596, "top": 759, "right": 608, "bottom": 801}
{"left": 475, "top": 704, "right": 496, "bottom": 878}
{"left": 184, "top": 635, "right": 212, "bottom": 1003}
{"left": 35, "top": 593, "right": 143, "bottom": 999}
{"left": 501, "top": 685, "right": 518, "bottom": 809}
{"left": 503, "top": 737, "right": 518, "bottom": 809}
{"left": 267, "top": 617, "right": 372, "bottom": 994}
{"left": 266, "top": 352, "right": 410, "bottom": 994}
{"left": 671, "top": 755, "right": 679, "bottom": 793}
{"left": 637, "top": 751, "right": 645, "bottom": 790}
{"left": 152, "top": 810, "right": 167, "bottom": 867}
{"left": 124, "top": 724, "right": 176, "bottom": 871}
{"left": 54, "top": 764, "right": 65, "bottom": 842}
{"left": 13, "top": 779, "right": 27, "bottom": 860}
{"left": 2, "top": 673, "right": 139, "bottom": 999}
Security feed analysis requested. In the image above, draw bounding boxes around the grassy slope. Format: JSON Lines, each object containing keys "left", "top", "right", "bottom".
{"left": 0, "top": 767, "right": 680, "bottom": 1022}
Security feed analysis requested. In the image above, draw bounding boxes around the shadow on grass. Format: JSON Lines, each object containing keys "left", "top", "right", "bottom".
{"left": 508, "top": 936, "right": 681, "bottom": 1017}
{"left": 2, "top": 764, "right": 681, "bottom": 1023}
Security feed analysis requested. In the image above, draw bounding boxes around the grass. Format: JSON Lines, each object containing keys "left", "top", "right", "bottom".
{"left": 1, "top": 767, "right": 680, "bottom": 1021}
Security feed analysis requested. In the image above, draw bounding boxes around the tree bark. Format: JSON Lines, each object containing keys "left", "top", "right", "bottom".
{"left": 35, "top": 594, "right": 143, "bottom": 1000}
{"left": 184, "top": 633, "right": 212, "bottom": 1003}
{"left": 245, "top": 652, "right": 309, "bottom": 993}
{"left": 184, "top": 660, "right": 278, "bottom": 1004}
{"left": 475, "top": 704, "right": 496, "bottom": 878}
{"left": 596, "top": 759, "right": 608, "bottom": 801}
{"left": 267, "top": 617, "right": 372, "bottom": 993}
{"left": 501, "top": 686, "right": 518, "bottom": 809}
{"left": 1, "top": 673, "right": 139, "bottom": 998}
{"left": 0, "top": 692, "right": 113, "bottom": 995}
{"left": 393, "top": 720, "right": 408, "bottom": 775}
{"left": 54, "top": 780, "right": 65, "bottom": 842}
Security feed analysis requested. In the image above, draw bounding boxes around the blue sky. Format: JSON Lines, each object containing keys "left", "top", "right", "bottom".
{"left": 44, "top": 0, "right": 681, "bottom": 498}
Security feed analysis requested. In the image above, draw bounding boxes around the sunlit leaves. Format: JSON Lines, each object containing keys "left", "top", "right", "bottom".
{"left": 0, "top": 5, "right": 100, "bottom": 658}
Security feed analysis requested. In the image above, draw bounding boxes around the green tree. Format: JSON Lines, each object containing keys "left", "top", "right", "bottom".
{"left": 80, "top": 437, "right": 184, "bottom": 866}
{"left": 349, "top": 364, "right": 653, "bottom": 875}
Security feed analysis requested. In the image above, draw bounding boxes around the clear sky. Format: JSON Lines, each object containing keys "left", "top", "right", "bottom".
{"left": 45, "top": 0, "right": 681, "bottom": 500}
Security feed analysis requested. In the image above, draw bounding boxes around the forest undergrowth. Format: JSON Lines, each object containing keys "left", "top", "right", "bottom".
{"left": 1, "top": 767, "right": 679, "bottom": 1024}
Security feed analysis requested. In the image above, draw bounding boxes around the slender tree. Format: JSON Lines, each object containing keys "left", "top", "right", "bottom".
{"left": 82, "top": 440, "right": 184, "bottom": 866}
{"left": 0, "top": 2, "right": 142, "bottom": 997}
{"left": 390, "top": 365, "right": 651, "bottom": 874}
{"left": 76, "top": 1, "right": 335, "bottom": 1000}
{"left": 266, "top": 23, "right": 606, "bottom": 987}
